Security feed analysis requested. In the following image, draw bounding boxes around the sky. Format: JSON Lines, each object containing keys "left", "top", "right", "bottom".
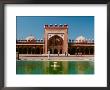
{"left": 16, "top": 16, "right": 94, "bottom": 40}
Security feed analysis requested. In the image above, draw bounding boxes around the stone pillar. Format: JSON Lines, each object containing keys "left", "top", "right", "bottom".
{"left": 16, "top": 52, "right": 19, "bottom": 60}
{"left": 63, "top": 29, "right": 68, "bottom": 54}
{"left": 43, "top": 44, "right": 44, "bottom": 54}
{"left": 89, "top": 48, "right": 90, "bottom": 55}
{"left": 26, "top": 47, "right": 28, "bottom": 54}
{"left": 44, "top": 31, "right": 48, "bottom": 54}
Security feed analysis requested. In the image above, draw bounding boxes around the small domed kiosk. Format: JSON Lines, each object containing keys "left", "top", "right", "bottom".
{"left": 25, "top": 35, "right": 36, "bottom": 41}
{"left": 75, "top": 35, "right": 86, "bottom": 43}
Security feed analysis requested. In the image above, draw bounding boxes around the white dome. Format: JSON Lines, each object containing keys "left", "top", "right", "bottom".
{"left": 25, "top": 35, "right": 36, "bottom": 41}
{"left": 75, "top": 35, "right": 86, "bottom": 43}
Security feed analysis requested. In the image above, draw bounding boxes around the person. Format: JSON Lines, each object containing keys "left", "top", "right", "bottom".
{"left": 67, "top": 52, "right": 68, "bottom": 56}
{"left": 58, "top": 51, "right": 59, "bottom": 56}
{"left": 48, "top": 50, "right": 50, "bottom": 59}
{"left": 65, "top": 52, "right": 66, "bottom": 56}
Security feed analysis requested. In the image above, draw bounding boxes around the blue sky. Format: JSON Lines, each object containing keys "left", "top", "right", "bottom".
{"left": 16, "top": 16, "right": 94, "bottom": 40}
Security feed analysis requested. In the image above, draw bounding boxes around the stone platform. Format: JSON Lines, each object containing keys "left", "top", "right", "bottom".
{"left": 17, "top": 54, "right": 94, "bottom": 61}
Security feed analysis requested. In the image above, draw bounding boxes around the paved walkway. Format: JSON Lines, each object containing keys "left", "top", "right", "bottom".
{"left": 18, "top": 54, "right": 94, "bottom": 61}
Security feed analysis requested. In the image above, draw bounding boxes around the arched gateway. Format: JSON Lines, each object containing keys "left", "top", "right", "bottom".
{"left": 44, "top": 24, "right": 68, "bottom": 54}
{"left": 48, "top": 35, "right": 63, "bottom": 54}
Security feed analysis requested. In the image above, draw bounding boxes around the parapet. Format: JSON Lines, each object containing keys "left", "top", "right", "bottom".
{"left": 44, "top": 24, "right": 68, "bottom": 28}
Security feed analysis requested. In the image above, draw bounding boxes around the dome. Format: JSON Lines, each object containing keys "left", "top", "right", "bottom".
{"left": 25, "top": 35, "right": 36, "bottom": 41}
{"left": 75, "top": 35, "right": 86, "bottom": 43}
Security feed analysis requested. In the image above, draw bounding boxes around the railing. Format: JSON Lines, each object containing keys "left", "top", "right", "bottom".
{"left": 16, "top": 39, "right": 94, "bottom": 44}
{"left": 16, "top": 40, "right": 44, "bottom": 44}
{"left": 68, "top": 39, "right": 94, "bottom": 44}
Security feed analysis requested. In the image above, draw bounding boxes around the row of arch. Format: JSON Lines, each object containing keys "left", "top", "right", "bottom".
{"left": 68, "top": 46, "right": 94, "bottom": 55}
{"left": 49, "top": 49, "right": 62, "bottom": 54}
{"left": 16, "top": 46, "right": 43, "bottom": 54}
{"left": 16, "top": 46, "right": 94, "bottom": 55}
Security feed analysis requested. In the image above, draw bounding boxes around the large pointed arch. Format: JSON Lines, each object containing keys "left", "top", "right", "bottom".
{"left": 48, "top": 35, "right": 63, "bottom": 54}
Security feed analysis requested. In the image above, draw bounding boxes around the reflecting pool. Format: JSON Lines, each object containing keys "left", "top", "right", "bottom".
{"left": 16, "top": 60, "right": 94, "bottom": 74}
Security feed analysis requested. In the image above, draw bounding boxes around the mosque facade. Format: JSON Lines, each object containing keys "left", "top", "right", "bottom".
{"left": 16, "top": 24, "right": 94, "bottom": 55}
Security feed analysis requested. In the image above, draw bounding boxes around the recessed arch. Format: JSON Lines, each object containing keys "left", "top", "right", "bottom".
{"left": 48, "top": 35, "right": 63, "bottom": 54}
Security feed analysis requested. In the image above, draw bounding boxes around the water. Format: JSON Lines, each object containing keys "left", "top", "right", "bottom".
{"left": 16, "top": 60, "right": 94, "bottom": 74}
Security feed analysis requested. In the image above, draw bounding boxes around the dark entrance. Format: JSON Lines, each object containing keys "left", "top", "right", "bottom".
{"left": 54, "top": 49, "right": 58, "bottom": 54}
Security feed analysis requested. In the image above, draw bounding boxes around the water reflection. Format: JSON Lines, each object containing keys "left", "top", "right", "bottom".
{"left": 16, "top": 60, "right": 94, "bottom": 74}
